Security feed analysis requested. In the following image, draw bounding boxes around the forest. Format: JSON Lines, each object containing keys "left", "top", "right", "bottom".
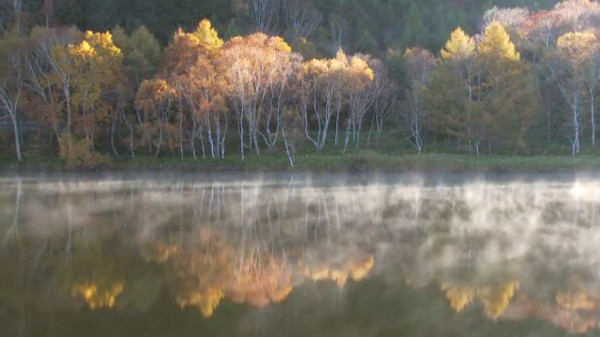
{"left": 1, "top": 0, "right": 600, "bottom": 167}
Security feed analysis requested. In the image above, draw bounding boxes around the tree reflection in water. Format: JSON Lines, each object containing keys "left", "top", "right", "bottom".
{"left": 1, "top": 175, "right": 600, "bottom": 336}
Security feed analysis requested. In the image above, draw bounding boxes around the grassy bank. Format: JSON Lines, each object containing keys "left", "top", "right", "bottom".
{"left": 3, "top": 152, "right": 600, "bottom": 173}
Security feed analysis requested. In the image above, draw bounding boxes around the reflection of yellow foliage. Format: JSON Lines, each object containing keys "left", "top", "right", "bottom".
{"left": 229, "top": 257, "right": 293, "bottom": 308}
{"left": 309, "top": 266, "right": 330, "bottom": 281}
{"left": 331, "top": 270, "right": 349, "bottom": 288}
{"left": 556, "top": 290, "right": 595, "bottom": 311}
{"left": 172, "top": 234, "right": 293, "bottom": 314}
{"left": 441, "top": 284, "right": 475, "bottom": 312}
{"left": 303, "top": 256, "right": 374, "bottom": 289}
{"left": 350, "top": 256, "right": 374, "bottom": 281}
{"left": 72, "top": 282, "right": 124, "bottom": 309}
{"left": 478, "top": 281, "right": 519, "bottom": 319}
{"left": 152, "top": 242, "right": 179, "bottom": 263}
{"left": 177, "top": 287, "right": 224, "bottom": 318}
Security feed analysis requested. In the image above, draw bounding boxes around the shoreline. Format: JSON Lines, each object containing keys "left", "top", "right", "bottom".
{"left": 2, "top": 153, "right": 600, "bottom": 174}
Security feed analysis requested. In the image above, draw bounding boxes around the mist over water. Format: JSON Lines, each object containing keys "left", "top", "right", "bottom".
{"left": 1, "top": 173, "right": 600, "bottom": 336}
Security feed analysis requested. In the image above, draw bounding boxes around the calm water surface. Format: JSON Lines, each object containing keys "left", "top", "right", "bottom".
{"left": 1, "top": 173, "right": 600, "bottom": 336}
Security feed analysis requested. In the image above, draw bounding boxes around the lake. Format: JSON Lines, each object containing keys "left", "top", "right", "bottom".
{"left": 1, "top": 173, "right": 599, "bottom": 336}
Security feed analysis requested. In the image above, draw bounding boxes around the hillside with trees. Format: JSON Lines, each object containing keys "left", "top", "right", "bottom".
{"left": 1, "top": 0, "right": 600, "bottom": 168}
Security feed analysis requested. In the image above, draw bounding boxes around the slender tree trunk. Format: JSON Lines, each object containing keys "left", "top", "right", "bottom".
{"left": 155, "top": 126, "right": 162, "bottom": 159}
{"left": 301, "top": 103, "right": 318, "bottom": 150}
{"left": 216, "top": 119, "right": 222, "bottom": 159}
{"left": 0, "top": 82, "right": 23, "bottom": 162}
{"left": 221, "top": 115, "right": 227, "bottom": 158}
{"left": 10, "top": 114, "right": 21, "bottom": 162}
{"left": 334, "top": 106, "right": 340, "bottom": 147}
{"left": 319, "top": 114, "right": 330, "bottom": 151}
{"left": 199, "top": 124, "right": 206, "bottom": 159}
{"left": 110, "top": 108, "right": 119, "bottom": 157}
{"left": 367, "top": 112, "right": 376, "bottom": 147}
{"left": 179, "top": 99, "right": 184, "bottom": 160}
{"left": 64, "top": 82, "right": 72, "bottom": 152}
{"left": 207, "top": 115, "right": 215, "bottom": 158}
{"left": 123, "top": 110, "right": 135, "bottom": 159}
{"left": 344, "top": 121, "right": 351, "bottom": 152}
{"left": 281, "top": 126, "right": 294, "bottom": 167}
{"left": 190, "top": 137, "right": 197, "bottom": 160}
{"left": 355, "top": 118, "right": 362, "bottom": 150}
{"left": 129, "top": 125, "right": 135, "bottom": 159}
{"left": 238, "top": 109, "right": 245, "bottom": 160}
{"left": 253, "top": 131, "right": 260, "bottom": 155}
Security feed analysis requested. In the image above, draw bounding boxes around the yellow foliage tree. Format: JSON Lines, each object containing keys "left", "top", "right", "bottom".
{"left": 478, "top": 22, "right": 520, "bottom": 62}
{"left": 162, "top": 19, "right": 226, "bottom": 159}
{"left": 441, "top": 27, "right": 476, "bottom": 61}
{"left": 475, "top": 22, "right": 538, "bottom": 154}
{"left": 222, "top": 32, "right": 299, "bottom": 158}
{"left": 68, "top": 31, "right": 122, "bottom": 152}
{"left": 50, "top": 30, "right": 122, "bottom": 165}
{"left": 427, "top": 27, "right": 478, "bottom": 154}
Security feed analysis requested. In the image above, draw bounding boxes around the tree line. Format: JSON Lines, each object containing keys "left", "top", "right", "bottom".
{"left": 2, "top": 0, "right": 600, "bottom": 166}
{"left": 0, "top": 0, "right": 558, "bottom": 53}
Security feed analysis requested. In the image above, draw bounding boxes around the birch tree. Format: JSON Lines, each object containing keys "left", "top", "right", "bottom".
{"left": 550, "top": 31, "right": 599, "bottom": 155}
{"left": 163, "top": 19, "right": 225, "bottom": 159}
{"left": 367, "top": 58, "right": 396, "bottom": 146}
{"left": 222, "top": 33, "right": 298, "bottom": 158}
{"left": 283, "top": 0, "right": 321, "bottom": 39}
{"left": 584, "top": 34, "right": 600, "bottom": 147}
{"left": 344, "top": 54, "right": 374, "bottom": 151}
{"left": 247, "top": 0, "right": 280, "bottom": 32}
{"left": 300, "top": 52, "right": 345, "bottom": 151}
{"left": 402, "top": 47, "right": 434, "bottom": 156}
{"left": 0, "top": 29, "right": 24, "bottom": 161}
{"left": 135, "top": 78, "right": 175, "bottom": 158}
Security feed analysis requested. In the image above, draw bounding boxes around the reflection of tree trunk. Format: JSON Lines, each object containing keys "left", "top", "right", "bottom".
{"left": 66, "top": 200, "right": 72, "bottom": 265}
{"left": 208, "top": 183, "right": 216, "bottom": 223}
{"left": 28, "top": 240, "right": 48, "bottom": 282}
{"left": 321, "top": 196, "right": 331, "bottom": 243}
{"left": 3, "top": 179, "right": 22, "bottom": 246}
{"left": 240, "top": 182, "right": 246, "bottom": 270}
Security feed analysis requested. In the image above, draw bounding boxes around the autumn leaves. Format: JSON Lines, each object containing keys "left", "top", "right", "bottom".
{"left": 127, "top": 19, "right": 381, "bottom": 166}
{"left": 141, "top": 20, "right": 379, "bottom": 165}
{"left": 412, "top": 23, "right": 537, "bottom": 156}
